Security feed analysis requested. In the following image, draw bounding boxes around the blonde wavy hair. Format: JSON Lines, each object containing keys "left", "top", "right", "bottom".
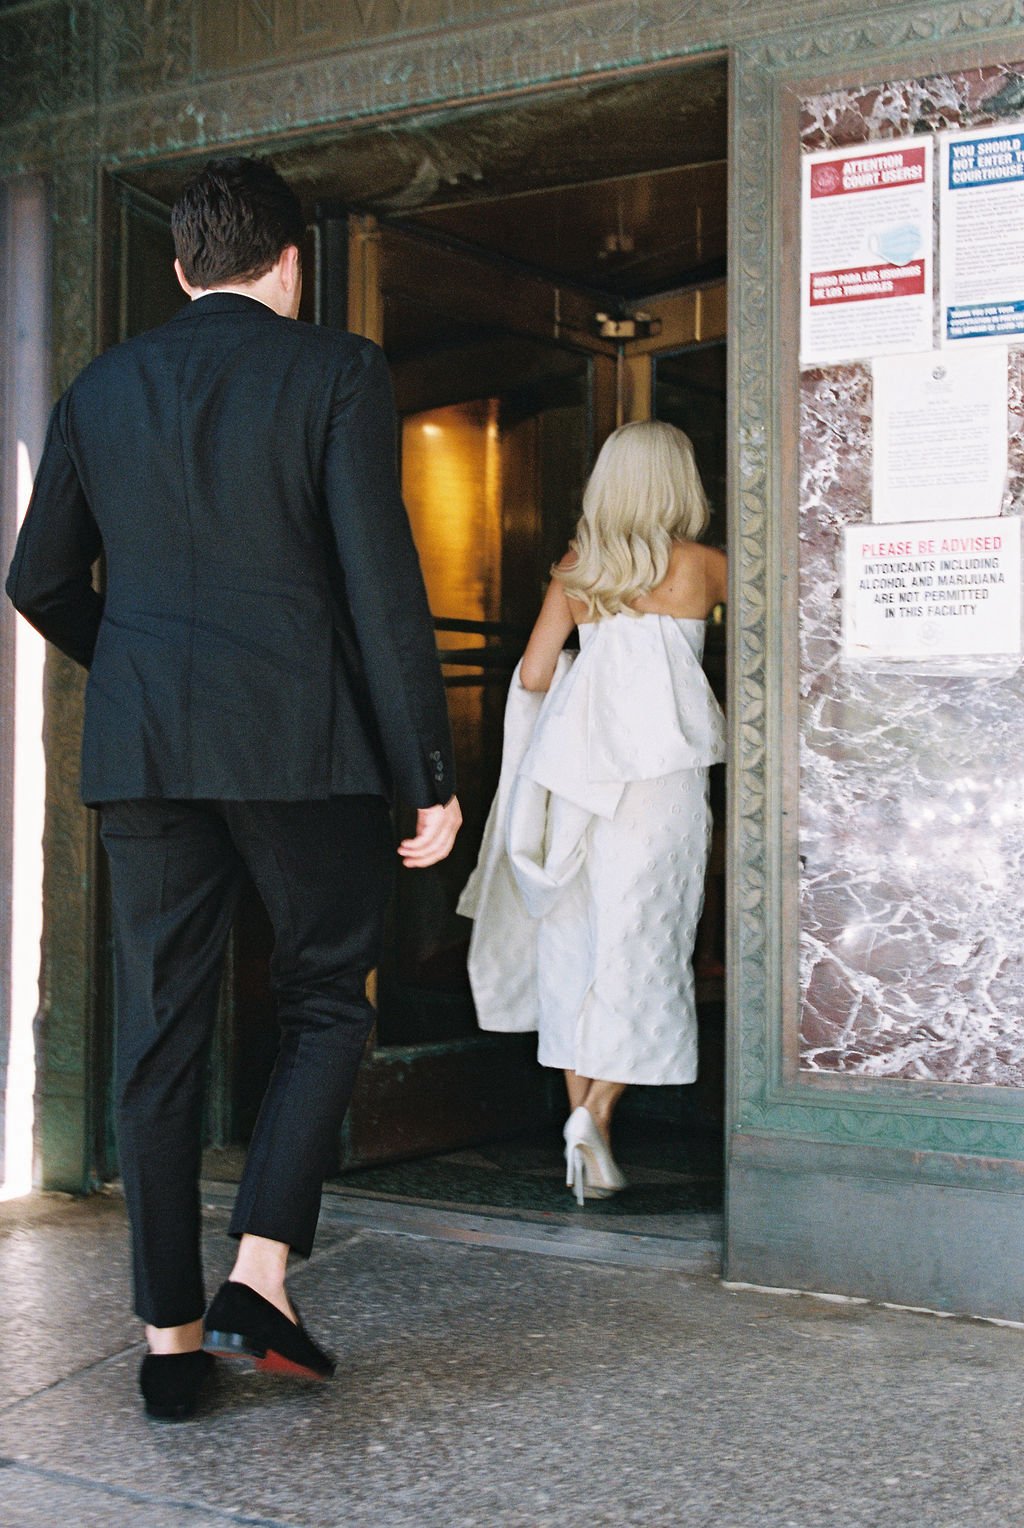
{"left": 553, "top": 420, "right": 709, "bottom": 619}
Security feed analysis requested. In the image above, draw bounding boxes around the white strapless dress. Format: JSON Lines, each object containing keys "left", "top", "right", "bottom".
{"left": 458, "top": 614, "right": 725, "bottom": 1086}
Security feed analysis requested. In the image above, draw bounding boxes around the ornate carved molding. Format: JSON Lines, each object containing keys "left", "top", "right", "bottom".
{"left": 98, "top": 0, "right": 195, "bottom": 100}
{"left": 0, "top": 0, "right": 989, "bottom": 176}
{"left": 750, "top": 0, "right": 1024, "bottom": 71}
{"left": 0, "top": 0, "right": 95, "bottom": 126}
{"left": 728, "top": 45, "right": 775, "bottom": 1138}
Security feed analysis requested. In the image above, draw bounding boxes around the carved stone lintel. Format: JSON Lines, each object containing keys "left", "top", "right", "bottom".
{"left": 99, "top": 0, "right": 196, "bottom": 99}
{"left": 6, "top": 0, "right": 1011, "bottom": 174}
{"left": 0, "top": 2, "right": 95, "bottom": 127}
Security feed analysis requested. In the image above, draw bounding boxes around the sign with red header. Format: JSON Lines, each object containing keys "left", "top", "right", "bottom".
{"left": 842, "top": 515, "right": 1021, "bottom": 663}
{"left": 809, "top": 145, "right": 928, "bottom": 198}
{"left": 801, "top": 138, "right": 934, "bottom": 365}
{"left": 809, "top": 263, "right": 926, "bottom": 306}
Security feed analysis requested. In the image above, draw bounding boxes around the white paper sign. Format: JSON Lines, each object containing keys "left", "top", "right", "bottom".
{"left": 940, "top": 122, "right": 1024, "bottom": 346}
{"left": 871, "top": 349, "right": 1008, "bottom": 523}
{"left": 843, "top": 516, "right": 1021, "bottom": 661}
{"left": 801, "top": 138, "right": 934, "bottom": 366}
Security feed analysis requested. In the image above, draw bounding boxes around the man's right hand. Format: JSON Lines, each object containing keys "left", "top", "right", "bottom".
{"left": 397, "top": 796, "right": 462, "bottom": 868}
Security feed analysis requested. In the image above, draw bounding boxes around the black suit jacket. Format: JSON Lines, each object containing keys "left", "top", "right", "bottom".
{"left": 6, "top": 293, "right": 455, "bottom": 808}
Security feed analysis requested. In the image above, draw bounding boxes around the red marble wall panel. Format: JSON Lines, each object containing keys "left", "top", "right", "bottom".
{"left": 799, "top": 65, "right": 1024, "bottom": 1082}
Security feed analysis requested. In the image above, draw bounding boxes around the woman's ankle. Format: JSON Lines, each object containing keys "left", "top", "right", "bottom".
{"left": 589, "top": 1112, "right": 613, "bottom": 1145}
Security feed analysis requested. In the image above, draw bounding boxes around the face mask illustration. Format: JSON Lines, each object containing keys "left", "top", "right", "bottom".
{"left": 867, "top": 223, "right": 922, "bottom": 266}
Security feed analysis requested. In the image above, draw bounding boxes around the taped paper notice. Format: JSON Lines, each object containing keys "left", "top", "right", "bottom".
{"left": 801, "top": 139, "right": 933, "bottom": 366}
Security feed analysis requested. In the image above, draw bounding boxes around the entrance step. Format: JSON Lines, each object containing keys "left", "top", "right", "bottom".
{"left": 200, "top": 1179, "right": 721, "bottom": 1275}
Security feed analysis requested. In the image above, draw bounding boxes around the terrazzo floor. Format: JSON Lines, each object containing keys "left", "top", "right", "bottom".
{"left": 3, "top": 1189, "right": 1024, "bottom": 1527}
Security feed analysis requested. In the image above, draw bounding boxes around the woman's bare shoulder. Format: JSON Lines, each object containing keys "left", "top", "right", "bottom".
{"left": 554, "top": 547, "right": 591, "bottom": 619}
{"left": 636, "top": 539, "right": 725, "bottom": 617}
{"left": 701, "top": 541, "right": 727, "bottom": 577}
{"left": 674, "top": 538, "right": 725, "bottom": 569}
{"left": 683, "top": 541, "right": 726, "bottom": 593}
{"left": 702, "top": 544, "right": 727, "bottom": 600}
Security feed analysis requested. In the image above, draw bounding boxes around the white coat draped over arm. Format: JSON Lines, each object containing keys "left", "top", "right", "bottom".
{"left": 457, "top": 653, "right": 583, "bottom": 1032}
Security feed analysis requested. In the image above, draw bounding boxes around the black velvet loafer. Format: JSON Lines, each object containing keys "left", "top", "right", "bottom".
{"left": 139, "top": 1350, "right": 215, "bottom": 1421}
{"left": 203, "top": 1280, "right": 336, "bottom": 1379}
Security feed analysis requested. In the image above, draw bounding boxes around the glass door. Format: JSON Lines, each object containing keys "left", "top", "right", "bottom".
{"left": 338, "top": 220, "right": 619, "bottom": 1164}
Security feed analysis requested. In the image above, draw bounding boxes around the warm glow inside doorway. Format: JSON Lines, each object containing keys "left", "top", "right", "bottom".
{"left": 401, "top": 399, "right": 502, "bottom": 634}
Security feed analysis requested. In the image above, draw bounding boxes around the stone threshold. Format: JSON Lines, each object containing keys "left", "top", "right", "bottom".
{"left": 200, "top": 1180, "right": 722, "bottom": 1275}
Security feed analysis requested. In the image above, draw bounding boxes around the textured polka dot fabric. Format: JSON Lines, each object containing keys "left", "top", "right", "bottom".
{"left": 459, "top": 616, "right": 725, "bottom": 1086}
{"left": 521, "top": 614, "right": 726, "bottom": 815}
{"left": 535, "top": 767, "right": 711, "bottom": 1084}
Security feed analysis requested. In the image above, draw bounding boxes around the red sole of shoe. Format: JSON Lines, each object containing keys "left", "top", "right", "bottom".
{"left": 206, "top": 1345, "right": 328, "bottom": 1379}
{"left": 255, "top": 1350, "right": 329, "bottom": 1379}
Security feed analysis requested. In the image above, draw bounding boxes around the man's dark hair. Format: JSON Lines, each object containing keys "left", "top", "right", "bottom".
{"left": 171, "top": 156, "right": 305, "bottom": 287}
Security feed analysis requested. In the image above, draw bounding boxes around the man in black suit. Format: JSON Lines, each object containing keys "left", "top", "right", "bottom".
{"left": 6, "top": 158, "right": 461, "bottom": 1419}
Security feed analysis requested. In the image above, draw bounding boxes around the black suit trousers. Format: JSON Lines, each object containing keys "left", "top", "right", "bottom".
{"left": 100, "top": 795, "right": 393, "bottom": 1327}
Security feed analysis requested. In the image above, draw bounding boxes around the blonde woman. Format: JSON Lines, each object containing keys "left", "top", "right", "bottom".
{"left": 463, "top": 420, "right": 726, "bottom": 1203}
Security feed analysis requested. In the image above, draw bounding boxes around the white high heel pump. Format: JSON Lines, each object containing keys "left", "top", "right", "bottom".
{"left": 563, "top": 1106, "right": 627, "bottom": 1207}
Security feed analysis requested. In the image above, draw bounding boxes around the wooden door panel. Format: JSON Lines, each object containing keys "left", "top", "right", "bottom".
{"left": 378, "top": 224, "right": 616, "bottom": 358}
{"left": 341, "top": 1035, "right": 550, "bottom": 1168}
